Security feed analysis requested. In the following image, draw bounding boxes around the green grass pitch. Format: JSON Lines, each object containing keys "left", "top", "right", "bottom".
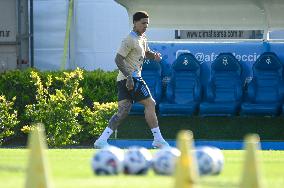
{"left": 0, "top": 149, "right": 283, "bottom": 188}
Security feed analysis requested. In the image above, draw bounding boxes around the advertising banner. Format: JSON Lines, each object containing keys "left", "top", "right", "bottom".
{"left": 0, "top": 0, "right": 17, "bottom": 42}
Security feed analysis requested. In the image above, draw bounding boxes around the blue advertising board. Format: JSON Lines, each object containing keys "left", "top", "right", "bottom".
{"left": 149, "top": 41, "right": 284, "bottom": 87}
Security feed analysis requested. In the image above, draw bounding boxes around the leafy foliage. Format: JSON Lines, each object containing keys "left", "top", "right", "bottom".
{"left": 80, "top": 102, "right": 118, "bottom": 142}
{"left": 25, "top": 68, "right": 84, "bottom": 147}
{"left": 0, "top": 96, "right": 19, "bottom": 145}
{"left": 0, "top": 68, "right": 119, "bottom": 146}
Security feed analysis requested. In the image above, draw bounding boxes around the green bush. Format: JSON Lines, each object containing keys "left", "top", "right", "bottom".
{"left": 0, "top": 69, "right": 36, "bottom": 130}
{"left": 82, "top": 70, "right": 117, "bottom": 106}
{"left": 80, "top": 102, "right": 118, "bottom": 142}
{"left": 0, "top": 95, "right": 19, "bottom": 145}
{"left": 0, "top": 68, "right": 117, "bottom": 124}
{"left": 24, "top": 68, "right": 84, "bottom": 147}
{"left": 0, "top": 68, "right": 118, "bottom": 145}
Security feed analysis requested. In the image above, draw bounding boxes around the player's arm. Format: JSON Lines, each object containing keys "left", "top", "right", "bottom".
{"left": 115, "top": 54, "right": 132, "bottom": 78}
{"left": 145, "top": 51, "right": 162, "bottom": 62}
{"left": 115, "top": 54, "right": 134, "bottom": 90}
{"left": 116, "top": 37, "right": 136, "bottom": 90}
{"left": 145, "top": 41, "right": 162, "bottom": 62}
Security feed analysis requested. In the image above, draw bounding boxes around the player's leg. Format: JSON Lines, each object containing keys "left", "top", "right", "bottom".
{"left": 94, "top": 79, "right": 132, "bottom": 148}
{"left": 138, "top": 96, "right": 158, "bottom": 129}
{"left": 139, "top": 97, "right": 169, "bottom": 148}
{"left": 94, "top": 99, "right": 132, "bottom": 148}
{"left": 109, "top": 99, "right": 132, "bottom": 130}
{"left": 133, "top": 77, "right": 169, "bottom": 148}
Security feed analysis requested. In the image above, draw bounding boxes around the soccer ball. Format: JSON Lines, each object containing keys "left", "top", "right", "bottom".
{"left": 195, "top": 146, "right": 224, "bottom": 176}
{"left": 210, "top": 147, "right": 224, "bottom": 175}
{"left": 195, "top": 146, "right": 215, "bottom": 175}
{"left": 152, "top": 147, "right": 181, "bottom": 175}
{"left": 92, "top": 146, "right": 124, "bottom": 175}
{"left": 123, "top": 146, "right": 152, "bottom": 175}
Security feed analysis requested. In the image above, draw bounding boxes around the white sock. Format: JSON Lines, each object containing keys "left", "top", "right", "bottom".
{"left": 97, "top": 127, "right": 113, "bottom": 142}
{"left": 151, "top": 127, "right": 164, "bottom": 141}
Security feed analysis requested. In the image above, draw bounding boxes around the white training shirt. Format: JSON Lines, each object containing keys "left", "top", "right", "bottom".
{"left": 116, "top": 31, "right": 149, "bottom": 82}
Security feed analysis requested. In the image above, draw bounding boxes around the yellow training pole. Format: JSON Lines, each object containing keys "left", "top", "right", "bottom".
{"left": 61, "top": 0, "right": 74, "bottom": 70}
{"left": 240, "top": 134, "right": 264, "bottom": 188}
{"left": 25, "top": 123, "right": 53, "bottom": 188}
{"left": 174, "top": 130, "right": 199, "bottom": 188}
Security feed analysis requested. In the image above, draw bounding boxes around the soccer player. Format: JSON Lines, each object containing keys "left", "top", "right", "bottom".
{"left": 94, "top": 11, "right": 169, "bottom": 149}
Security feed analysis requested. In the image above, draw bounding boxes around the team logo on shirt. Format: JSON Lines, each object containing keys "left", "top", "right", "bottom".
{"left": 145, "top": 59, "right": 150, "bottom": 64}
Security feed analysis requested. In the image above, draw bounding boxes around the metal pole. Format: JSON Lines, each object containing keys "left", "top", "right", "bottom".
{"left": 30, "top": 0, "right": 34, "bottom": 67}
{"left": 16, "top": 0, "right": 22, "bottom": 69}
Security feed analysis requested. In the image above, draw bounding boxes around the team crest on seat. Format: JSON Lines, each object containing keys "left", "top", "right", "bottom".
{"left": 222, "top": 57, "right": 228, "bottom": 66}
{"left": 266, "top": 57, "right": 271, "bottom": 64}
{"left": 183, "top": 58, "right": 189, "bottom": 66}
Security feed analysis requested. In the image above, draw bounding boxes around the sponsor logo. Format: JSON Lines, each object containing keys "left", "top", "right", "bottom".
{"left": 177, "top": 30, "right": 263, "bottom": 39}
{"left": 0, "top": 30, "right": 10, "bottom": 38}
{"left": 193, "top": 52, "right": 260, "bottom": 63}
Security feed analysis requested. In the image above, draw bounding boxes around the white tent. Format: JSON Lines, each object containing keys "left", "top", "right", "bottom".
{"left": 115, "top": 0, "right": 284, "bottom": 32}
{"left": 32, "top": 0, "right": 284, "bottom": 71}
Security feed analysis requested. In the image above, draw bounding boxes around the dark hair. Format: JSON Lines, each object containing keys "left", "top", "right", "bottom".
{"left": 133, "top": 11, "right": 149, "bottom": 23}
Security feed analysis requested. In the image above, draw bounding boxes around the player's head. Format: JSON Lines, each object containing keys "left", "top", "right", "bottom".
{"left": 133, "top": 11, "right": 149, "bottom": 34}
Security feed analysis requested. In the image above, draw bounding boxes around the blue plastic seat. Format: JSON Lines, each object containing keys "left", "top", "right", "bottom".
{"left": 199, "top": 53, "right": 243, "bottom": 116}
{"left": 159, "top": 53, "right": 201, "bottom": 116}
{"left": 241, "top": 52, "right": 283, "bottom": 116}
{"left": 129, "top": 59, "right": 162, "bottom": 115}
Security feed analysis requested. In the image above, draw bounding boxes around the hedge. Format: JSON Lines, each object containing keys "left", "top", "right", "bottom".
{"left": 0, "top": 68, "right": 118, "bottom": 146}
{"left": 0, "top": 68, "right": 117, "bottom": 116}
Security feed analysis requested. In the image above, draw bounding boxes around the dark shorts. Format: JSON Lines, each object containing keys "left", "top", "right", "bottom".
{"left": 117, "top": 77, "right": 151, "bottom": 103}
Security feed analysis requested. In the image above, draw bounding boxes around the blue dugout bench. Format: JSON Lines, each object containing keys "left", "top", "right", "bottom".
{"left": 130, "top": 41, "right": 284, "bottom": 116}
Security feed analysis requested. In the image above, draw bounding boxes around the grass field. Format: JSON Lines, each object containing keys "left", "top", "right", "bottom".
{"left": 0, "top": 149, "right": 283, "bottom": 188}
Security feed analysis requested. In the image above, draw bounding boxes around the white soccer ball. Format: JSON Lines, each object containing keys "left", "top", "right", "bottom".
{"left": 209, "top": 146, "right": 224, "bottom": 175}
{"left": 92, "top": 146, "right": 124, "bottom": 175}
{"left": 152, "top": 147, "right": 181, "bottom": 175}
{"left": 195, "top": 146, "right": 224, "bottom": 176}
{"left": 195, "top": 147, "right": 214, "bottom": 175}
{"left": 123, "top": 146, "right": 152, "bottom": 175}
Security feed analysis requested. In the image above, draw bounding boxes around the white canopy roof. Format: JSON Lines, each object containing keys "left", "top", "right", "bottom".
{"left": 114, "top": 0, "right": 284, "bottom": 31}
